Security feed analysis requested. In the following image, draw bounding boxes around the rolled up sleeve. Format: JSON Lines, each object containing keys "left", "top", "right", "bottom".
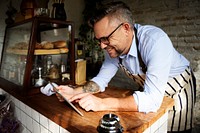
{"left": 91, "top": 52, "right": 119, "bottom": 92}
{"left": 133, "top": 90, "right": 163, "bottom": 113}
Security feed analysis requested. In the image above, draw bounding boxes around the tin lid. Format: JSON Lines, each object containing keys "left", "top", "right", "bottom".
{"left": 97, "top": 113, "right": 123, "bottom": 133}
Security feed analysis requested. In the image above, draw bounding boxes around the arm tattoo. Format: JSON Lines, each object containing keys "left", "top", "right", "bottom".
{"left": 82, "top": 81, "right": 100, "bottom": 93}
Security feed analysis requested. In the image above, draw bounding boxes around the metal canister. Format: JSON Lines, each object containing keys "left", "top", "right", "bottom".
{"left": 97, "top": 113, "right": 123, "bottom": 133}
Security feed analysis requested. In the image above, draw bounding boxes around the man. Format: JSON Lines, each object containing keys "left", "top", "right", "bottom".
{"left": 56, "top": 1, "right": 195, "bottom": 132}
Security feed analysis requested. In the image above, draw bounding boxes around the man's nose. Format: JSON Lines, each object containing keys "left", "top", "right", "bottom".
{"left": 100, "top": 42, "right": 107, "bottom": 49}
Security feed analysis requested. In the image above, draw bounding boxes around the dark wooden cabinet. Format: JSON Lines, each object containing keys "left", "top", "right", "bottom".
{"left": 0, "top": 17, "right": 75, "bottom": 95}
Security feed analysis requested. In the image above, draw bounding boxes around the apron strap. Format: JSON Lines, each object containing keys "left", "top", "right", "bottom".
{"left": 119, "top": 27, "right": 147, "bottom": 73}
{"left": 134, "top": 27, "right": 147, "bottom": 73}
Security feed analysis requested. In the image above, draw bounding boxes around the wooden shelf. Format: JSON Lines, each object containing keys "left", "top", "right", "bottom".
{"left": 6, "top": 48, "right": 69, "bottom": 55}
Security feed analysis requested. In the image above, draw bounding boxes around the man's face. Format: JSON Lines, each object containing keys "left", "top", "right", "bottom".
{"left": 93, "top": 17, "right": 130, "bottom": 58}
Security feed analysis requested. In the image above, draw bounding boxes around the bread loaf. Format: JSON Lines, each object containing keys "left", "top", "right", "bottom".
{"left": 35, "top": 42, "right": 43, "bottom": 49}
{"left": 41, "top": 41, "right": 54, "bottom": 49}
{"left": 59, "top": 48, "right": 69, "bottom": 53}
{"left": 52, "top": 41, "right": 67, "bottom": 48}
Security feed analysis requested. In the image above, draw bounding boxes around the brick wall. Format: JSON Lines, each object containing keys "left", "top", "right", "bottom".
{"left": 109, "top": 0, "right": 200, "bottom": 131}
{"left": 0, "top": 0, "right": 200, "bottom": 131}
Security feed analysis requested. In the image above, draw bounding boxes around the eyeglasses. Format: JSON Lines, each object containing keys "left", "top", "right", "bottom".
{"left": 94, "top": 23, "right": 124, "bottom": 45}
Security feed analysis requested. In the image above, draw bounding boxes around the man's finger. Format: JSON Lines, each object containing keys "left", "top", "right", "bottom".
{"left": 69, "top": 93, "right": 89, "bottom": 102}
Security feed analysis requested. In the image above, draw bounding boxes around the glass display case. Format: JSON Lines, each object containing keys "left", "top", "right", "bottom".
{"left": 0, "top": 17, "right": 75, "bottom": 95}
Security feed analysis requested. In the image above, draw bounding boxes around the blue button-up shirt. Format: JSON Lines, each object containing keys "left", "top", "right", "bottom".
{"left": 91, "top": 24, "right": 189, "bottom": 113}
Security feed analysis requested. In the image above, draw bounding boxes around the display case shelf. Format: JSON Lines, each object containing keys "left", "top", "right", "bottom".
{"left": 6, "top": 48, "right": 69, "bottom": 55}
{"left": 0, "top": 17, "right": 75, "bottom": 96}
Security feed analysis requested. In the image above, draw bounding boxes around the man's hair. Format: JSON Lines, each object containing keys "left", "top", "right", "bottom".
{"left": 88, "top": 1, "right": 134, "bottom": 27}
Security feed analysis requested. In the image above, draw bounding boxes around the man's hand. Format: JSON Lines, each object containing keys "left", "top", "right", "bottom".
{"left": 56, "top": 85, "right": 75, "bottom": 102}
{"left": 69, "top": 93, "right": 104, "bottom": 111}
{"left": 55, "top": 81, "right": 102, "bottom": 111}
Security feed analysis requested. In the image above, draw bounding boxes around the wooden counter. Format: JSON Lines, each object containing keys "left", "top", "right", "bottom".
{"left": 23, "top": 86, "right": 174, "bottom": 133}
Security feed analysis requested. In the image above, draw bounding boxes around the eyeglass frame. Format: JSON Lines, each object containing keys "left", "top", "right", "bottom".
{"left": 94, "top": 23, "right": 124, "bottom": 45}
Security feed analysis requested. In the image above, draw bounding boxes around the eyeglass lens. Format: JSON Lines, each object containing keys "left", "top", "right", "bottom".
{"left": 95, "top": 23, "right": 124, "bottom": 45}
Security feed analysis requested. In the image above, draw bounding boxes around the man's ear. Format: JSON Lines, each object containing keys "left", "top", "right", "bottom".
{"left": 123, "top": 23, "right": 132, "bottom": 34}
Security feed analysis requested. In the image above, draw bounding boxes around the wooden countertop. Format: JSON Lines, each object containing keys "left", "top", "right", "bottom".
{"left": 23, "top": 86, "right": 173, "bottom": 133}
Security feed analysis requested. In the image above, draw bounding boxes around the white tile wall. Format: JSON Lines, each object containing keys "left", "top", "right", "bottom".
{"left": 143, "top": 112, "right": 168, "bottom": 133}
{"left": 8, "top": 93, "right": 70, "bottom": 133}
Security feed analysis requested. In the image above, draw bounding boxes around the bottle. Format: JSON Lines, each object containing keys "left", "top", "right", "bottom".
{"left": 51, "top": 1, "right": 67, "bottom": 20}
{"left": 49, "top": 64, "right": 59, "bottom": 79}
{"left": 60, "top": 62, "right": 66, "bottom": 73}
{"left": 46, "top": 55, "right": 53, "bottom": 74}
{"left": 8, "top": 65, "right": 15, "bottom": 81}
{"left": 20, "top": 57, "right": 27, "bottom": 85}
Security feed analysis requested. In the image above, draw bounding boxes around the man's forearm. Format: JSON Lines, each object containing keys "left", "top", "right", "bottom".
{"left": 102, "top": 96, "right": 138, "bottom": 111}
